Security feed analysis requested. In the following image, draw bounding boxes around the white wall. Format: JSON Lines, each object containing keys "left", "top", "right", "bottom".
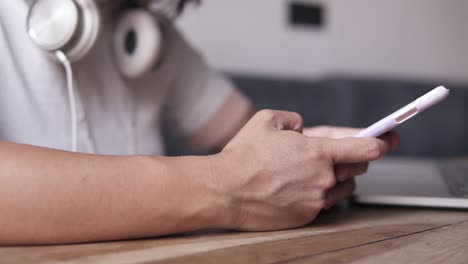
{"left": 177, "top": 0, "right": 468, "bottom": 84}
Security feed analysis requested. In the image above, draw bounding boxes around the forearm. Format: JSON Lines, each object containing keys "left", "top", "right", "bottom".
{"left": 187, "top": 90, "right": 256, "bottom": 151}
{"left": 0, "top": 142, "right": 228, "bottom": 245}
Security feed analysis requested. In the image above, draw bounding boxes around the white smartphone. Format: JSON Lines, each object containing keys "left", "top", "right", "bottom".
{"left": 355, "top": 86, "right": 450, "bottom": 138}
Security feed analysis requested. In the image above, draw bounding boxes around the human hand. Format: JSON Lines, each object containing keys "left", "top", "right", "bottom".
{"left": 213, "top": 110, "right": 393, "bottom": 231}
{"left": 304, "top": 125, "right": 400, "bottom": 208}
{"left": 303, "top": 126, "right": 362, "bottom": 139}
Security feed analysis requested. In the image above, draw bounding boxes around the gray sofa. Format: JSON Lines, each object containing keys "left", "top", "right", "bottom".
{"left": 165, "top": 75, "right": 468, "bottom": 157}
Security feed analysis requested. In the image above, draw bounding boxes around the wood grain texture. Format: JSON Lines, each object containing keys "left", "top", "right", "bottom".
{"left": 1, "top": 206, "right": 468, "bottom": 264}
{"left": 290, "top": 220, "right": 468, "bottom": 264}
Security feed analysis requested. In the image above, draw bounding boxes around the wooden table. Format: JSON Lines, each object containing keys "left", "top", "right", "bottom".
{"left": 2, "top": 205, "right": 468, "bottom": 263}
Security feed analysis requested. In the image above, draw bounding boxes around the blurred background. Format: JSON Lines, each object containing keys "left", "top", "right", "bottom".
{"left": 169, "top": 0, "right": 468, "bottom": 157}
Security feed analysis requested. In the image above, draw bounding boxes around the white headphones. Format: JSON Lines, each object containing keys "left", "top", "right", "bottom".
{"left": 25, "top": 0, "right": 168, "bottom": 153}
{"left": 26, "top": 0, "right": 164, "bottom": 79}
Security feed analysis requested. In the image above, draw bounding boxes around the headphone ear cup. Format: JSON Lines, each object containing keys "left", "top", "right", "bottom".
{"left": 26, "top": 0, "right": 100, "bottom": 63}
{"left": 114, "top": 10, "right": 163, "bottom": 79}
{"left": 67, "top": 0, "right": 101, "bottom": 63}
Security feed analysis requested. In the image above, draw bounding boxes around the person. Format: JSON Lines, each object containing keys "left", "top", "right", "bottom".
{"left": 0, "top": 0, "right": 399, "bottom": 245}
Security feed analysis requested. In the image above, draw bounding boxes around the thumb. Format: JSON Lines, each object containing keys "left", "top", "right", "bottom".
{"left": 320, "top": 137, "right": 390, "bottom": 164}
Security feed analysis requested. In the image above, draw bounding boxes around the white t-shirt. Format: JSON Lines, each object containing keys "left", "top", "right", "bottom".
{"left": 0, "top": 1, "right": 234, "bottom": 155}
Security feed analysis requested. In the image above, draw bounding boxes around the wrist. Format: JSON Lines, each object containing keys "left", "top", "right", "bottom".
{"left": 158, "top": 154, "right": 233, "bottom": 231}
{"left": 208, "top": 152, "right": 245, "bottom": 230}
{"left": 207, "top": 151, "right": 246, "bottom": 230}
{"left": 202, "top": 153, "right": 236, "bottom": 229}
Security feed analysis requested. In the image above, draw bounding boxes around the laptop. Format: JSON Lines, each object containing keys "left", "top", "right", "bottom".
{"left": 354, "top": 158, "right": 468, "bottom": 209}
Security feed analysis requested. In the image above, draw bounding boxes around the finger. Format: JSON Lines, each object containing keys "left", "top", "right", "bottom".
{"left": 325, "top": 179, "right": 356, "bottom": 209}
{"left": 303, "top": 126, "right": 363, "bottom": 138}
{"left": 331, "top": 127, "right": 364, "bottom": 138}
{"left": 379, "top": 130, "right": 400, "bottom": 151}
{"left": 256, "top": 110, "right": 304, "bottom": 132}
{"left": 320, "top": 137, "right": 390, "bottom": 164}
{"left": 335, "top": 162, "right": 369, "bottom": 182}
